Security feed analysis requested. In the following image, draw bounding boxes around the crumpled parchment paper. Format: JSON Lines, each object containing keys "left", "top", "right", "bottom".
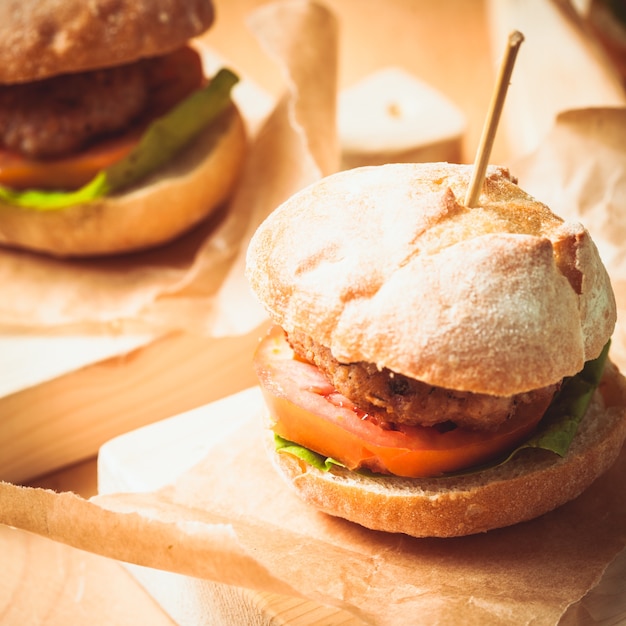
{"left": 3, "top": 2, "right": 626, "bottom": 625}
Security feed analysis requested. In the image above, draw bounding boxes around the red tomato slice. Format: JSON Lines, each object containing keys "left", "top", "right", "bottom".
{"left": 0, "top": 46, "right": 204, "bottom": 191}
{"left": 253, "top": 326, "right": 550, "bottom": 478}
{"left": 0, "top": 134, "right": 141, "bottom": 191}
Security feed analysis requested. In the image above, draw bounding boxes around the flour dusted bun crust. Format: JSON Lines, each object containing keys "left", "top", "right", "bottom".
{"left": 248, "top": 163, "right": 616, "bottom": 395}
{"left": 0, "top": 105, "right": 245, "bottom": 257}
{"left": 0, "top": 0, "right": 214, "bottom": 83}
{"left": 266, "top": 360, "right": 626, "bottom": 537}
{"left": 247, "top": 162, "right": 626, "bottom": 537}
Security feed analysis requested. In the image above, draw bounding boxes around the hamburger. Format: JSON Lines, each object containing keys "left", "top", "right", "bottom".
{"left": 0, "top": 0, "right": 246, "bottom": 257}
{"left": 245, "top": 162, "right": 626, "bottom": 537}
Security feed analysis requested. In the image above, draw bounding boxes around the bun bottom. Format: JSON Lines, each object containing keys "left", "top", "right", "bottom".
{"left": 0, "top": 105, "right": 246, "bottom": 257}
{"left": 266, "top": 361, "right": 626, "bottom": 537}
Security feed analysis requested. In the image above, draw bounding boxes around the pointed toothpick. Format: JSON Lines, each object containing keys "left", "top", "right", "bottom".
{"left": 464, "top": 30, "right": 524, "bottom": 208}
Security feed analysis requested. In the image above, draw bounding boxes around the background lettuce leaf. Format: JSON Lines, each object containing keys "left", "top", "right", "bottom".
{"left": 0, "top": 173, "right": 109, "bottom": 211}
{"left": 0, "top": 68, "right": 239, "bottom": 211}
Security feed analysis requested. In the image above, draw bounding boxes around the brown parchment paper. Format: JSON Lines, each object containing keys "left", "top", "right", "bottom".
{"left": 0, "top": 0, "right": 338, "bottom": 336}
{"left": 4, "top": 2, "right": 626, "bottom": 625}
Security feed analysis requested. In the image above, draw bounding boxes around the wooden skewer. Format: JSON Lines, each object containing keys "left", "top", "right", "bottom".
{"left": 464, "top": 30, "right": 524, "bottom": 208}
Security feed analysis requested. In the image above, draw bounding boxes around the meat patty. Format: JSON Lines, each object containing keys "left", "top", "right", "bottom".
{"left": 0, "top": 61, "right": 151, "bottom": 159}
{"left": 287, "top": 330, "right": 559, "bottom": 431}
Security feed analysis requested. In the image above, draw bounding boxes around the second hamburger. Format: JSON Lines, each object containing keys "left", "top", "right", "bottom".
{"left": 0, "top": 0, "right": 246, "bottom": 257}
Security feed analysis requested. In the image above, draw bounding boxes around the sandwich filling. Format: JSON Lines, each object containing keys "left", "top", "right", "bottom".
{"left": 287, "top": 328, "right": 559, "bottom": 431}
{"left": 254, "top": 325, "right": 609, "bottom": 478}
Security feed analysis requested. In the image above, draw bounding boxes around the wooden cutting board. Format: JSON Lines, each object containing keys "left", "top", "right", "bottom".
{"left": 0, "top": 324, "right": 269, "bottom": 484}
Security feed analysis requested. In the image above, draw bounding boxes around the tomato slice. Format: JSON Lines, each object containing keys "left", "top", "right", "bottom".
{"left": 0, "top": 134, "right": 141, "bottom": 191}
{"left": 253, "top": 326, "right": 550, "bottom": 478}
{"left": 0, "top": 46, "right": 204, "bottom": 191}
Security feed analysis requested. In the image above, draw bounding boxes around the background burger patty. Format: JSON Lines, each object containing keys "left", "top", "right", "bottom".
{"left": 0, "top": 62, "right": 151, "bottom": 159}
{"left": 287, "top": 330, "right": 559, "bottom": 430}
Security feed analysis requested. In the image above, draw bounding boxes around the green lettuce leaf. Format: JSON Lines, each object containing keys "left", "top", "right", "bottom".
{"left": 274, "top": 341, "right": 611, "bottom": 476}
{"left": 0, "top": 68, "right": 239, "bottom": 211}
{"left": 501, "top": 339, "right": 610, "bottom": 461}
{"left": 275, "top": 434, "right": 345, "bottom": 472}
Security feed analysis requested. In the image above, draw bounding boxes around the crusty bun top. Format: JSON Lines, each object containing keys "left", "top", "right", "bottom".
{"left": 0, "top": 0, "right": 214, "bottom": 84}
{"left": 246, "top": 163, "right": 617, "bottom": 396}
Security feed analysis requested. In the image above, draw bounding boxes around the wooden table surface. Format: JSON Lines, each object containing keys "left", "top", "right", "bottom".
{"left": 5, "top": 458, "right": 362, "bottom": 625}
{"left": 2, "top": 459, "right": 179, "bottom": 626}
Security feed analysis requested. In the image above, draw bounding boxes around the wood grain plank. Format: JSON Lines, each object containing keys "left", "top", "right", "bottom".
{"left": 3, "top": 323, "right": 269, "bottom": 484}
{"left": 0, "top": 508, "right": 175, "bottom": 625}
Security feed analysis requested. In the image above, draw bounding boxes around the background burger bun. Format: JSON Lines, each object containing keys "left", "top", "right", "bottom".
{"left": 266, "top": 360, "right": 626, "bottom": 538}
{"left": 0, "top": 0, "right": 215, "bottom": 83}
{"left": 246, "top": 162, "right": 617, "bottom": 396}
{"left": 0, "top": 105, "right": 246, "bottom": 257}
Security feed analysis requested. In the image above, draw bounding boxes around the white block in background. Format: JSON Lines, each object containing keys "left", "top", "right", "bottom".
{"left": 338, "top": 67, "right": 466, "bottom": 169}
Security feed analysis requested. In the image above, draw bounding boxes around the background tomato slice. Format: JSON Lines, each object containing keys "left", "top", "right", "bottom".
{"left": 0, "top": 136, "right": 139, "bottom": 191}
{"left": 254, "top": 326, "right": 549, "bottom": 478}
